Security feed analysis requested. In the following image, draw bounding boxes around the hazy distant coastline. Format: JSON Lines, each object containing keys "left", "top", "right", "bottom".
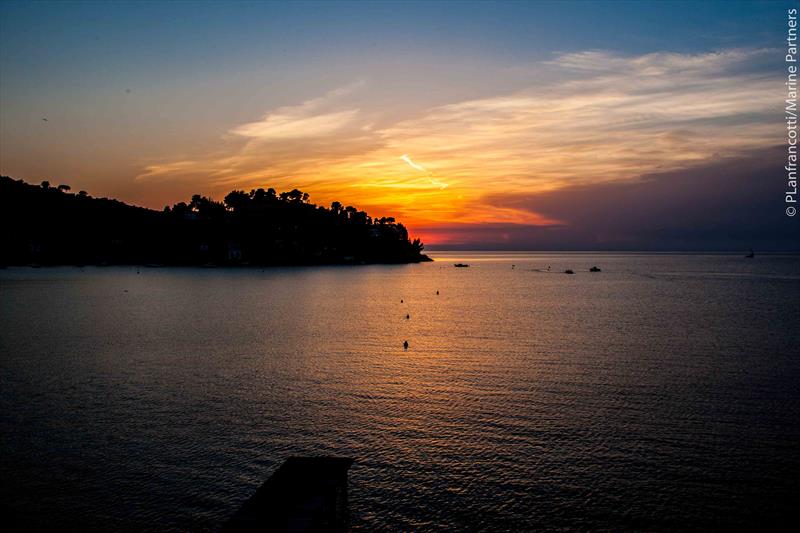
{"left": 0, "top": 176, "right": 431, "bottom": 266}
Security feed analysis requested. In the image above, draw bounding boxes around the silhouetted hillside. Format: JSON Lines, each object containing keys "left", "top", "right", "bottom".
{"left": 0, "top": 176, "right": 430, "bottom": 266}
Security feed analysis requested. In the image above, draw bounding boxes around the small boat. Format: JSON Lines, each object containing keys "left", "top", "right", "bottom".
{"left": 454, "top": 263, "right": 470, "bottom": 268}
{"left": 589, "top": 266, "right": 601, "bottom": 272}
{"left": 745, "top": 249, "right": 755, "bottom": 258}
{"left": 564, "top": 269, "right": 575, "bottom": 274}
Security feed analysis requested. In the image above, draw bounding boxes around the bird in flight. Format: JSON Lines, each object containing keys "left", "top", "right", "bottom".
{"left": 41, "top": 118, "right": 48, "bottom": 122}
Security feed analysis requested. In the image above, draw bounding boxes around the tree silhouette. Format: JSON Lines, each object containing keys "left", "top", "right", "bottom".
{"left": 0, "top": 175, "right": 431, "bottom": 266}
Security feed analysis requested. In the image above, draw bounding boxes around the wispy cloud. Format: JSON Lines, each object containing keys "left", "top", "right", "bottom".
{"left": 232, "top": 109, "right": 360, "bottom": 140}
{"left": 401, "top": 154, "right": 426, "bottom": 172}
{"left": 230, "top": 83, "right": 365, "bottom": 140}
{"left": 399, "top": 154, "right": 448, "bottom": 190}
{"left": 548, "top": 48, "right": 769, "bottom": 75}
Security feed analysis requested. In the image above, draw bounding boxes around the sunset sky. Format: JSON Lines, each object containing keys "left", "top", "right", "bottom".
{"left": 1, "top": 0, "right": 796, "bottom": 249}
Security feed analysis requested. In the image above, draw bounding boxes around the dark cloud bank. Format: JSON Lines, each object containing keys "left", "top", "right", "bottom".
{"left": 425, "top": 147, "right": 798, "bottom": 251}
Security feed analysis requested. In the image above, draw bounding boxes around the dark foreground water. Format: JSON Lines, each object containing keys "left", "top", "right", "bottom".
{"left": 1, "top": 253, "right": 799, "bottom": 531}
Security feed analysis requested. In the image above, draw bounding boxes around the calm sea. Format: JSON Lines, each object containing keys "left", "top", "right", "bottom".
{"left": 1, "top": 252, "right": 799, "bottom": 531}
